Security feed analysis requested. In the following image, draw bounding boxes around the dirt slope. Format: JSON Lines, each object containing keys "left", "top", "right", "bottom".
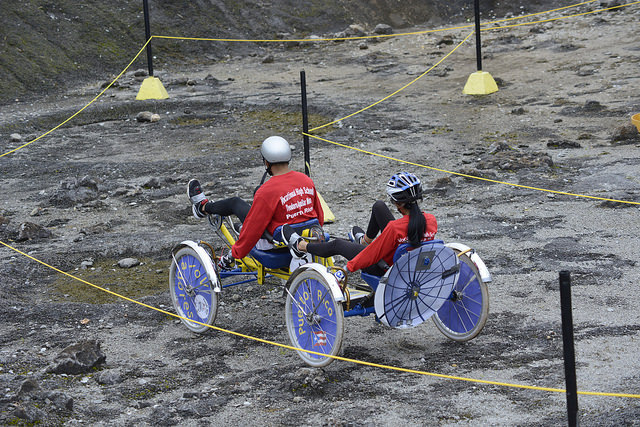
{"left": 1, "top": 0, "right": 554, "bottom": 103}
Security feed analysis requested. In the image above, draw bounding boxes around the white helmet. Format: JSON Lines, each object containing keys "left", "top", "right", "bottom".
{"left": 260, "top": 136, "right": 292, "bottom": 163}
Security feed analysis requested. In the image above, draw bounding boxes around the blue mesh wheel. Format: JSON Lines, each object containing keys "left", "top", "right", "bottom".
{"left": 432, "top": 250, "right": 489, "bottom": 341}
{"left": 285, "top": 269, "right": 344, "bottom": 367}
{"left": 169, "top": 247, "right": 219, "bottom": 333}
{"left": 374, "top": 242, "right": 458, "bottom": 329}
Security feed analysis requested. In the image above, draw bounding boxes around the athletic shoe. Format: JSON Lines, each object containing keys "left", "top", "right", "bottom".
{"left": 187, "top": 179, "right": 208, "bottom": 219}
{"left": 348, "top": 226, "right": 366, "bottom": 245}
{"left": 281, "top": 224, "right": 305, "bottom": 258}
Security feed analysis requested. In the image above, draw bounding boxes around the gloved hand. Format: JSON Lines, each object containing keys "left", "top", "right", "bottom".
{"left": 217, "top": 250, "right": 235, "bottom": 271}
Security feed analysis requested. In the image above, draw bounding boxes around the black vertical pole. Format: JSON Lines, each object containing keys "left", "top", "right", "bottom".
{"left": 559, "top": 271, "right": 578, "bottom": 427}
{"left": 300, "top": 70, "right": 311, "bottom": 177}
{"left": 143, "top": 0, "right": 154, "bottom": 77}
{"left": 473, "top": 0, "right": 482, "bottom": 71}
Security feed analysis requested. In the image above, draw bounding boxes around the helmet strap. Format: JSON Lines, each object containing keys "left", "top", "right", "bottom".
{"left": 263, "top": 158, "right": 274, "bottom": 176}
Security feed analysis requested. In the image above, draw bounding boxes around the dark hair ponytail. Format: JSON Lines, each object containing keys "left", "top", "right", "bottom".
{"left": 407, "top": 201, "right": 426, "bottom": 247}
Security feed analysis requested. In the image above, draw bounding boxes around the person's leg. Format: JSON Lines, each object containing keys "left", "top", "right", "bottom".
{"left": 202, "top": 197, "right": 251, "bottom": 222}
{"left": 305, "top": 239, "right": 364, "bottom": 260}
{"left": 364, "top": 200, "right": 395, "bottom": 241}
{"left": 305, "top": 240, "right": 386, "bottom": 276}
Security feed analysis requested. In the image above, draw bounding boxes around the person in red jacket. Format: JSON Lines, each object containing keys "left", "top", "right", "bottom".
{"left": 283, "top": 172, "right": 436, "bottom": 276}
{"left": 188, "top": 136, "right": 324, "bottom": 268}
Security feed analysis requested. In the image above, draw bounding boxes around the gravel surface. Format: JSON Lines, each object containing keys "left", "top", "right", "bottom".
{"left": 1, "top": 2, "right": 640, "bottom": 425}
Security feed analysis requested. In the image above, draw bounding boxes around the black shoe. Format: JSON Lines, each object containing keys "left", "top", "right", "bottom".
{"left": 187, "top": 179, "right": 208, "bottom": 219}
{"left": 348, "top": 226, "right": 366, "bottom": 245}
{"left": 281, "top": 224, "right": 305, "bottom": 258}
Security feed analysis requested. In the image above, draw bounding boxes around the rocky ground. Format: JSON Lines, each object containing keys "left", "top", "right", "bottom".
{"left": 1, "top": 1, "right": 640, "bottom": 425}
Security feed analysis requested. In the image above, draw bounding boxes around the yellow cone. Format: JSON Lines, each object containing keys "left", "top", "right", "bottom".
{"left": 632, "top": 113, "right": 640, "bottom": 133}
{"left": 317, "top": 191, "right": 335, "bottom": 224}
{"left": 463, "top": 71, "right": 498, "bottom": 95}
{"left": 136, "top": 76, "right": 169, "bottom": 100}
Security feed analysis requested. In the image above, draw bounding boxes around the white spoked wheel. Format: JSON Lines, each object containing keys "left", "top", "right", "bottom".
{"left": 432, "top": 251, "right": 489, "bottom": 341}
{"left": 169, "top": 247, "right": 219, "bottom": 333}
{"left": 285, "top": 269, "right": 344, "bottom": 367}
{"left": 374, "top": 242, "right": 458, "bottom": 329}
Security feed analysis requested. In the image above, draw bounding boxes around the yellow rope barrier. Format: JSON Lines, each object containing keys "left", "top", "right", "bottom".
{"left": 3, "top": 1, "right": 637, "bottom": 159}
{"left": 150, "top": 0, "right": 603, "bottom": 43}
{"left": 1, "top": 1, "right": 638, "bottom": 394}
{"left": 304, "top": 133, "right": 640, "bottom": 205}
{"left": 0, "top": 40, "right": 150, "bottom": 160}
{"left": 306, "top": 0, "right": 640, "bottom": 132}
{"left": 483, "top": 0, "right": 640, "bottom": 32}
{"left": 309, "top": 32, "right": 474, "bottom": 132}
{"left": 1, "top": 239, "right": 639, "bottom": 399}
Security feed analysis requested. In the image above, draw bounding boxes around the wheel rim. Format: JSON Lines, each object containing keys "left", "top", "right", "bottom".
{"left": 288, "top": 275, "right": 341, "bottom": 362}
{"left": 436, "top": 260, "right": 484, "bottom": 334}
{"left": 375, "top": 244, "right": 457, "bottom": 329}
{"left": 172, "top": 253, "right": 215, "bottom": 329}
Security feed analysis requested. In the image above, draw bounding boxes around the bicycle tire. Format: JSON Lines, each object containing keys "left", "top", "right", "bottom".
{"left": 432, "top": 250, "right": 489, "bottom": 341}
{"left": 285, "top": 269, "right": 344, "bottom": 367}
{"left": 169, "top": 247, "right": 219, "bottom": 333}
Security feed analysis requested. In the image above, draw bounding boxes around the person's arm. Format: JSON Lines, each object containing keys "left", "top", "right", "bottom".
{"left": 424, "top": 212, "right": 438, "bottom": 240}
{"left": 231, "top": 191, "right": 274, "bottom": 259}
{"left": 346, "top": 227, "right": 396, "bottom": 272}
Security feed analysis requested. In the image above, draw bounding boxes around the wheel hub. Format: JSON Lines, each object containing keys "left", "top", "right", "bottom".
{"left": 408, "top": 283, "right": 421, "bottom": 300}
{"left": 306, "top": 313, "right": 322, "bottom": 325}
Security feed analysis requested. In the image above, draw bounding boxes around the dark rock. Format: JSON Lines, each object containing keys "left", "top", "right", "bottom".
{"left": 18, "top": 378, "right": 41, "bottom": 396}
{"left": 373, "top": 24, "right": 393, "bottom": 35}
{"left": 48, "top": 176, "right": 100, "bottom": 208}
{"left": 96, "top": 369, "right": 123, "bottom": 385}
{"left": 150, "top": 405, "right": 174, "bottom": 426}
{"left": 584, "top": 100, "right": 604, "bottom": 111}
{"left": 136, "top": 111, "right": 154, "bottom": 122}
{"left": 576, "top": 66, "right": 596, "bottom": 76}
{"left": 45, "top": 391, "right": 74, "bottom": 411}
{"left": 118, "top": 258, "right": 140, "bottom": 268}
{"left": 601, "top": 0, "right": 622, "bottom": 11}
{"left": 0, "top": 215, "right": 9, "bottom": 231}
{"left": 11, "top": 405, "right": 45, "bottom": 423}
{"left": 476, "top": 149, "right": 553, "bottom": 171}
{"left": 555, "top": 43, "right": 581, "bottom": 52}
{"left": 511, "top": 107, "right": 526, "bottom": 115}
{"left": 344, "top": 24, "right": 366, "bottom": 37}
{"left": 436, "top": 35, "right": 454, "bottom": 45}
{"left": 610, "top": 124, "right": 640, "bottom": 144}
{"left": 16, "top": 222, "right": 52, "bottom": 241}
{"left": 488, "top": 141, "right": 511, "bottom": 154}
{"left": 143, "top": 177, "right": 161, "bottom": 189}
{"left": 46, "top": 340, "right": 106, "bottom": 375}
{"left": 546, "top": 140, "right": 582, "bottom": 149}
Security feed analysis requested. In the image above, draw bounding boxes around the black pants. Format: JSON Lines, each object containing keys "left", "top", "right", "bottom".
{"left": 202, "top": 197, "right": 251, "bottom": 222}
{"left": 306, "top": 200, "right": 395, "bottom": 276}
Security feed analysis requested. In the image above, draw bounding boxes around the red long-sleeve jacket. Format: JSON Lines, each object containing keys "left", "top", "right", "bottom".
{"left": 231, "top": 171, "right": 324, "bottom": 259}
{"left": 346, "top": 213, "right": 437, "bottom": 272}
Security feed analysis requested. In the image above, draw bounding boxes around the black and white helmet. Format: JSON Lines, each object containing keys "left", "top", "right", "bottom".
{"left": 261, "top": 136, "right": 292, "bottom": 163}
{"left": 386, "top": 172, "right": 423, "bottom": 203}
